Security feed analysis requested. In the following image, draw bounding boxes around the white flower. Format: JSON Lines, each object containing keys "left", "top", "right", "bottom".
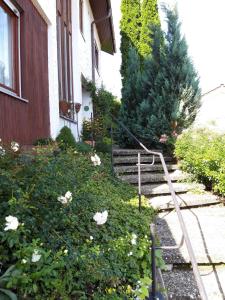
{"left": 90, "top": 236, "right": 94, "bottom": 240}
{"left": 128, "top": 251, "right": 133, "bottom": 256}
{"left": 64, "top": 249, "right": 68, "bottom": 255}
{"left": 11, "top": 141, "right": 19, "bottom": 152}
{"left": 131, "top": 233, "right": 137, "bottom": 245}
{"left": 93, "top": 210, "right": 108, "bottom": 225}
{"left": 0, "top": 146, "right": 5, "bottom": 156}
{"left": 31, "top": 250, "right": 41, "bottom": 262}
{"left": 58, "top": 191, "right": 72, "bottom": 205}
{"left": 21, "top": 259, "right": 27, "bottom": 264}
{"left": 4, "top": 216, "right": 19, "bottom": 231}
{"left": 91, "top": 154, "right": 101, "bottom": 166}
{"left": 65, "top": 191, "right": 72, "bottom": 202}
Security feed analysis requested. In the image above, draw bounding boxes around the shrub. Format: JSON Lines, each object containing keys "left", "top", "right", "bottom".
{"left": 175, "top": 128, "right": 225, "bottom": 195}
{"left": 33, "top": 137, "right": 54, "bottom": 146}
{"left": 56, "top": 126, "right": 76, "bottom": 150}
{"left": 0, "top": 145, "right": 155, "bottom": 299}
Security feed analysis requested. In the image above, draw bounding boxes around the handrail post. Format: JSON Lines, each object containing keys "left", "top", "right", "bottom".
{"left": 150, "top": 223, "right": 157, "bottom": 299}
{"left": 138, "top": 152, "right": 141, "bottom": 212}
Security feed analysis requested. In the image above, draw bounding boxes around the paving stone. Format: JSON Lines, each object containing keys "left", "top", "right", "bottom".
{"left": 150, "top": 192, "right": 220, "bottom": 210}
{"left": 141, "top": 182, "right": 205, "bottom": 196}
{"left": 156, "top": 205, "right": 225, "bottom": 264}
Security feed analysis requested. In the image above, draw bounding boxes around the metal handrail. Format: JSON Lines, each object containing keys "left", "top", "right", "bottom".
{"left": 112, "top": 116, "right": 208, "bottom": 300}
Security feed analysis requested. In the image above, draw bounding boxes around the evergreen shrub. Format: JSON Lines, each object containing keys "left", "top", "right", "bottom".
{"left": 175, "top": 128, "right": 225, "bottom": 195}
{"left": 56, "top": 126, "right": 76, "bottom": 150}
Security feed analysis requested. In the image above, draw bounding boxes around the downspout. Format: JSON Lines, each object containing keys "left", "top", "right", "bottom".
{"left": 91, "top": 9, "right": 112, "bottom": 83}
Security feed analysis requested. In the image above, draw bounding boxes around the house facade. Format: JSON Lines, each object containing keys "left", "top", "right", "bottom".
{"left": 0, "top": 0, "right": 115, "bottom": 144}
{"left": 194, "top": 84, "right": 225, "bottom": 132}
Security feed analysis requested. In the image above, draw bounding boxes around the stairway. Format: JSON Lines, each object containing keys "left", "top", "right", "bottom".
{"left": 113, "top": 149, "right": 225, "bottom": 299}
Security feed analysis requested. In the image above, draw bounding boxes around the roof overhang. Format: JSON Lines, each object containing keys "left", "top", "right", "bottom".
{"left": 89, "top": 0, "right": 116, "bottom": 55}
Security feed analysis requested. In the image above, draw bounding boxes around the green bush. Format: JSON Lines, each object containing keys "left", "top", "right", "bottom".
{"left": 56, "top": 126, "right": 76, "bottom": 150}
{"left": 175, "top": 128, "right": 225, "bottom": 195}
{"left": 0, "top": 145, "right": 155, "bottom": 299}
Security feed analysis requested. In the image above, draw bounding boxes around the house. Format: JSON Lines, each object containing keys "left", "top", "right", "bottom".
{"left": 0, "top": 0, "right": 115, "bottom": 145}
{"left": 194, "top": 84, "right": 225, "bottom": 132}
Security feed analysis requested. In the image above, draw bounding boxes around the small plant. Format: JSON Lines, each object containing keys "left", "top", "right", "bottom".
{"left": 56, "top": 126, "right": 76, "bottom": 150}
{"left": 33, "top": 137, "right": 54, "bottom": 146}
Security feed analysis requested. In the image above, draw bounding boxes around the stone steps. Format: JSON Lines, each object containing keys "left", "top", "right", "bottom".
{"left": 113, "top": 155, "right": 174, "bottom": 165}
{"left": 150, "top": 192, "right": 221, "bottom": 211}
{"left": 113, "top": 148, "right": 163, "bottom": 156}
{"left": 118, "top": 170, "right": 187, "bottom": 184}
{"left": 114, "top": 163, "right": 178, "bottom": 175}
{"left": 141, "top": 182, "right": 205, "bottom": 196}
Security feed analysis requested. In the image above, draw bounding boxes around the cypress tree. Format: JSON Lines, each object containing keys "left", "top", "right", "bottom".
{"left": 139, "top": 0, "right": 160, "bottom": 57}
{"left": 135, "top": 7, "right": 201, "bottom": 148}
{"left": 120, "top": 0, "right": 141, "bottom": 82}
{"left": 117, "top": 47, "right": 143, "bottom": 147}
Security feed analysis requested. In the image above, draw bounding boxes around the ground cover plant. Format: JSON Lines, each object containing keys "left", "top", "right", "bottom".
{"left": 175, "top": 128, "right": 225, "bottom": 196}
{"left": 0, "top": 140, "right": 155, "bottom": 299}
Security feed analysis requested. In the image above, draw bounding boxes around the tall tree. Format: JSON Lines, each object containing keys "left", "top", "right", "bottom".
{"left": 120, "top": 0, "right": 141, "bottom": 83}
{"left": 117, "top": 47, "right": 143, "bottom": 147}
{"left": 139, "top": 0, "right": 160, "bottom": 57}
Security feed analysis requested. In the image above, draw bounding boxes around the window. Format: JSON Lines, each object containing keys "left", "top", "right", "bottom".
{"left": 79, "top": 0, "right": 83, "bottom": 35}
{"left": 94, "top": 42, "right": 99, "bottom": 72}
{"left": 57, "top": 0, "right": 74, "bottom": 119}
{"left": 0, "top": 0, "right": 20, "bottom": 95}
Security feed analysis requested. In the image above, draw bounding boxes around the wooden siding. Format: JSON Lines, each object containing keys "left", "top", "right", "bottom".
{"left": 0, "top": 0, "right": 50, "bottom": 145}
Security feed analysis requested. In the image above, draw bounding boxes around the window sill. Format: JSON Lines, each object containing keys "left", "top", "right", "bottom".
{"left": 60, "top": 115, "right": 77, "bottom": 124}
{"left": 0, "top": 87, "right": 29, "bottom": 103}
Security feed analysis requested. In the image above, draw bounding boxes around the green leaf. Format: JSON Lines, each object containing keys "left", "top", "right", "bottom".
{"left": 0, "top": 288, "right": 17, "bottom": 300}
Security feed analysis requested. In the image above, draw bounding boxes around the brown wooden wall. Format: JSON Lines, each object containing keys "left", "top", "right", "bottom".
{"left": 0, "top": 0, "right": 50, "bottom": 145}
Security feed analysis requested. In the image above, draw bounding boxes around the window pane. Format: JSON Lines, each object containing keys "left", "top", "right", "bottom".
{"left": 0, "top": 5, "right": 13, "bottom": 88}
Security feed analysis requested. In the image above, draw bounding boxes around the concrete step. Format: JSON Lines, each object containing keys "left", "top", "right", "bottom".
{"left": 140, "top": 182, "right": 205, "bottom": 196}
{"left": 163, "top": 265, "right": 225, "bottom": 299}
{"left": 150, "top": 192, "right": 221, "bottom": 210}
{"left": 156, "top": 204, "right": 225, "bottom": 264}
{"left": 113, "top": 155, "right": 174, "bottom": 165}
{"left": 112, "top": 148, "right": 163, "bottom": 156}
{"left": 118, "top": 170, "right": 187, "bottom": 184}
{"left": 114, "top": 164, "right": 178, "bottom": 175}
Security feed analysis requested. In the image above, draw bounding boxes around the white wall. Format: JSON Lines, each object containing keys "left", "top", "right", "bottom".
{"left": 34, "top": 0, "right": 103, "bottom": 140}
{"left": 194, "top": 85, "right": 225, "bottom": 132}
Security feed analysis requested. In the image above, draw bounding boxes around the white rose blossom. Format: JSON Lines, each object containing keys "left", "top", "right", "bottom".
{"left": 11, "top": 141, "right": 20, "bottom": 152}
{"left": 58, "top": 191, "right": 72, "bottom": 205}
{"left": 64, "top": 249, "right": 68, "bottom": 255}
{"left": 0, "top": 146, "right": 5, "bottom": 156}
{"left": 90, "top": 236, "right": 94, "bottom": 240}
{"left": 91, "top": 154, "right": 101, "bottom": 166}
{"left": 93, "top": 210, "right": 108, "bottom": 225}
{"left": 21, "top": 259, "right": 27, "bottom": 264}
{"left": 131, "top": 233, "right": 137, "bottom": 245}
{"left": 4, "top": 216, "right": 20, "bottom": 231}
{"left": 128, "top": 251, "right": 133, "bottom": 256}
{"left": 31, "top": 249, "right": 41, "bottom": 262}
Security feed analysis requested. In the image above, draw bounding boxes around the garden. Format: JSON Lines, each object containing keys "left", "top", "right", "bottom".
{"left": 0, "top": 134, "right": 155, "bottom": 300}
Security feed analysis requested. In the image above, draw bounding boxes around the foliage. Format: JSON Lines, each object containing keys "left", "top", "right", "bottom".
{"left": 119, "top": 7, "right": 201, "bottom": 150}
{"left": 120, "top": 0, "right": 141, "bottom": 83}
{"left": 56, "top": 126, "right": 76, "bottom": 150}
{"left": 175, "top": 128, "right": 225, "bottom": 195}
{"left": 0, "top": 145, "right": 156, "bottom": 299}
{"left": 117, "top": 47, "right": 144, "bottom": 147}
{"left": 139, "top": 0, "right": 160, "bottom": 57}
{"left": 82, "top": 80, "right": 120, "bottom": 150}
{"left": 33, "top": 138, "right": 54, "bottom": 146}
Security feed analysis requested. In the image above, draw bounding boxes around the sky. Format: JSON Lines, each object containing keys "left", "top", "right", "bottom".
{"left": 101, "top": 0, "right": 225, "bottom": 98}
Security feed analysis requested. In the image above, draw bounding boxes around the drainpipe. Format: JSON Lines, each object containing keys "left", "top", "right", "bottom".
{"left": 91, "top": 9, "right": 112, "bottom": 83}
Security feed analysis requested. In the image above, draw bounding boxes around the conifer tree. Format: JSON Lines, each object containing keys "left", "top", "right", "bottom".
{"left": 135, "top": 7, "right": 201, "bottom": 148}
{"left": 117, "top": 47, "right": 143, "bottom": 146}
{"left": 120, "top": 0, "right": 141, "bottom": 82}
{"left": 139, "top": 0, "right": 160, "bottom": 57}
